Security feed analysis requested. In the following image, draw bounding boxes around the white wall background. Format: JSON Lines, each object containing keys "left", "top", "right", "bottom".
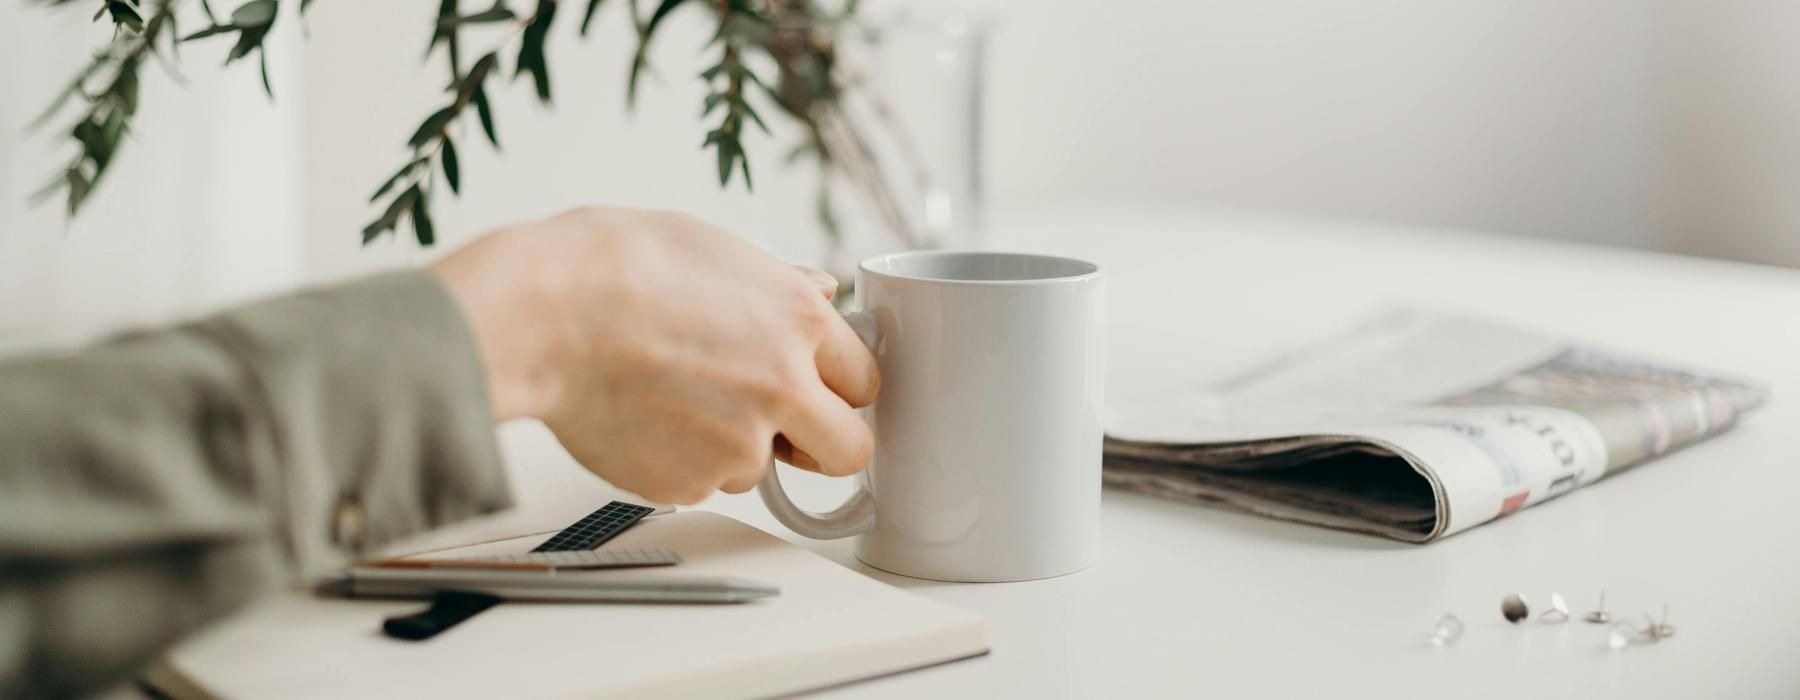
{"left": 4, "top": 0, "right": 1799, "bottom": 344}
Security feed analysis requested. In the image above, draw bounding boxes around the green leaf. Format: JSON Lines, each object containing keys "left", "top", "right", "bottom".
{"left": 715, "top": 138, "right": 735, "bottom": 186}
{"left": 454, "top": 51, "right": 498, "bottom": 102}
{"left": 724, "top": 0, "right": 763, "bottom": 18}
{"left": 66, "top": 168, "right": 92, "bottom": 216}
{"left": 515, "top": 1, "right": 556, "bottom": 103}
{"left": 701, "top": 91, "right": 725, "bottom": 117}
{"left": 200, "top": 0, "right": 220, "bottom": 23}
{"left": 627, "top": 0, "right": 691, "bottom": 107}
{"left": 739, "top": 152, "right": 753, "bottom": 191}
{"left": 107, "top": 1, "right": 145, "bottom": 32}
{"left": 645, "top": 0, "right": 689, "bottom": 34}
{"left": 258, "top": 49, "right": 274, "bottom": 99}
{"left": 225, "top": 27, "right": 267, "bottom": 64}
{"left": 411, "top": 192, "right": 436, "bottom": 246}
{"left": 430, "top": 0, "right": 459, "bottom": 53}
{"left": 101, "top": 109, "right": 127, "bottom": 147}
{"left": 368, "top": 185, "right": 422, "bottom": 240}
{"left": 116, "top": 63, "right": 141, "bottom": 114}
{"left": 441, "top": 138, "right": 461, "bottom": 195}
{"left": 408, "top": 107, "right": 455, "bottom": 148}
{"left": 73, "top": 119, "right": 111, "bottom": 170}
{"left": 182, "top": 24, "right": 237, "bottom": 41}
{"left": 361, "top": 186, "right": 410, "bottom": 242}
{"left": 626, "top": 50, "right": 652, "bottom": 109}
{"left": 369, "top": 157, "right": 428, "bottom": 202}
{"left": 740, "top": 64, "right": 771, "bottom": 91}
{"left": 440, "top": 6, "right": 516, "bottom": 28}
{"left": 740, "top": 99, "right": 768, "bottom": 135}
{"left": 580, "top": 0, "right": 605, "bottom": 36}
{"left": 467, "top": 52, "right": 499, "bottom": 84}
{"left": 472, "top": 85, "right": 499, "bottom": 148}
{"left": 231, "top": 0, "right": 277, "bottom": 28}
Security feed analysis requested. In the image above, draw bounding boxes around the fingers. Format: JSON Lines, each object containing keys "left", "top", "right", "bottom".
{"left": 777, "top": 381, "right": 874, "bottom": 476}
{"left": 717, "top": 465, "right": 767, "bottom": 495}
{"left": 792, "top": 263, "right": 877, "bottom": 406}
{"left": 772, "top": 435, "right": 824, "bottom": 472}
{"left": 814, "top": 312, "right": 880, "bottom": 408}
{"left": 793, "top": 265, "right": 838, "bottom": 301}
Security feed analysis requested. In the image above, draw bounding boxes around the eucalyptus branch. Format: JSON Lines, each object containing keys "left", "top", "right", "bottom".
{"left": 33, "top": 0, "right": 893, "bottom": 260}
{"left": 821, "top": 108, "right": 917, "bottom": 247}
{"left": 30, "top": 0, "right": 179, "bottom": 216}
{"left": 361, "top": 51, "right": 503, "bottom": 244}
{"left": 183, "top": 0, "right": 287, "bottom": 99}
{"left": 699, "top": 1, "right": 772, "bottom": 189}
{"left": 364, "top": 0, "right": 555, "bottom": 244}
{"left": 32, "top": 0, "right": 305, "bottom": 216}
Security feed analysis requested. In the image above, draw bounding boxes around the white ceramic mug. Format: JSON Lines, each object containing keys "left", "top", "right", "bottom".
{"left": 758, "top": 251, "right": 1106, "bottom": 582}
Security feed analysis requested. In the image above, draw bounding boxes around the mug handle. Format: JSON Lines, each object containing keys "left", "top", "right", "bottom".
{"left": 757, "top": 310, "right": 880, "bottom": 539}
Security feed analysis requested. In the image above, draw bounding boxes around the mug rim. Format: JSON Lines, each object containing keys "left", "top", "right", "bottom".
{"left": 858, "top": 250, "right": 1103, "bottom": 286}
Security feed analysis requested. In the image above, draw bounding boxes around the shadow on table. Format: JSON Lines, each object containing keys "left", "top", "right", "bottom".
{"left": 836, "top": 488, "right": 1414, "bottom": 592}
{"left": 1103, "top": 488, "right": 1415, "bottom": 552}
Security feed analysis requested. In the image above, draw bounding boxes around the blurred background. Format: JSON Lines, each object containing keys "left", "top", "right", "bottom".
{"left": 4, "top": 0, "right": 1799, "bottom": 349}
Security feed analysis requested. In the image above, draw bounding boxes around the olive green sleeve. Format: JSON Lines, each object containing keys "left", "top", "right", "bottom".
{"left": 0, "top": 270, "right": 513, "bottom": 698}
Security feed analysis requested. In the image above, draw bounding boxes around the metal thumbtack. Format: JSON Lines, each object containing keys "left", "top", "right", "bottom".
{"left": 1636, "top": 613, "right": 1665, "bottom": 643}
{"left": 1583, "top": 590, "right": 1612, "bottom": 624}
{"left": 1501, "top": 594, "right": 1530, "bottom": 624}
{"left": 1538, "top": 592, "right": 1570, "bottom": 623}
{"left": 1607, "top": 621, "right": 1637, "bottom": 650}
{"left": 1653, "top": 604, "right": 1675, "bottom": 639}
{"left": 1428, "top": 613, "right": 1464, "bottom": 647}
{"left": 1610, "top": 611, "right": 1673, "bottom": 650}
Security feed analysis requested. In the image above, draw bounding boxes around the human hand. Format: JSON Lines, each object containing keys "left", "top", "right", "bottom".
{"left": 431, "top": 207, "right": 879, "bottom": 504}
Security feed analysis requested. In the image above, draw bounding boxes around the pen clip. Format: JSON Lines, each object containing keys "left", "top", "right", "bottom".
{"left": 381, "top": 591, "right": 503, "bottom": 641}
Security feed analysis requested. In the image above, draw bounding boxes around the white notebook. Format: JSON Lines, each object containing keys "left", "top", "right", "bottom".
{"left": 148, "top": 511, "right": 989, "bottom": 699}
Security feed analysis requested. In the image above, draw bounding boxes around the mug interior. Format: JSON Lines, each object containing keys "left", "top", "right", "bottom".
{"left": 861, "top": 251, "right": 1099, "bottom": 283}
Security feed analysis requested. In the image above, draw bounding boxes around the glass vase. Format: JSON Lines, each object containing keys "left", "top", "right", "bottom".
{"left": 767, "top": 12, "right": 990, "bottom": 298}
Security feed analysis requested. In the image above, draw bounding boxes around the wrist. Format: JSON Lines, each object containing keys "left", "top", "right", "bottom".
{"left": 432, "top": 228, "right": 569, "bottom": 422}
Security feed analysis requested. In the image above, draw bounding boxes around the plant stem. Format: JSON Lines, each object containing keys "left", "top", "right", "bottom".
{"left": 821, "top": 106, "right": 919, "bottom": 248}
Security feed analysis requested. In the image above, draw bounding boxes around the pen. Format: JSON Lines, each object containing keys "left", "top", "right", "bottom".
{"left": 347, "top": 566, "right": 780, "bottom": 604}
{"left": 362, "top": 548, "right": 682, "bottom": 572}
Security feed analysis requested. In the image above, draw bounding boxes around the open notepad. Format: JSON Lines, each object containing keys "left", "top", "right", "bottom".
{"left": 149, "top": 511, "right": 989, "bottom": 699}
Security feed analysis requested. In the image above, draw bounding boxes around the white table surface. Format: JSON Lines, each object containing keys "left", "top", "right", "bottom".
{"left": 487, "top": 202, "right": 1800, "bottom": 699}
{"left": 692, "top": 203, "right": 1800, "bottom": 699}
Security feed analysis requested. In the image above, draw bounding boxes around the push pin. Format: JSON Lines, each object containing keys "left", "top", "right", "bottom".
{"left": 1538, "top": 592, "right": 1570, "bottom": 623}
{"left": 1651, "top": 604, "right": 1675, "bottom": 639}
{"left": 1583, "top": 590, "right": 1612, "bottom": 624}
{"left": 1607, "top": 614, "right": 1668, "bottom": 650}
{"left": 1626, "top": 610, "right": 1677, "bottom": 644}
{"left": 1607, "top": 621, "right": 1638, "bottom": 650}
{"left": 1428, "top": 613, "right": 1464, "bottom": 646}
{"left": 1636, "top": 613, "right": 1667, "bottom": 643}
{"left": 1500, "top": 594, "right": 1530, "bottom": 624}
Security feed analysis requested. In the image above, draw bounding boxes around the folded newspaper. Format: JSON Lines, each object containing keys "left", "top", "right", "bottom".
{"left": 1103, "top": 309, "right": 1768, "bottom": 543}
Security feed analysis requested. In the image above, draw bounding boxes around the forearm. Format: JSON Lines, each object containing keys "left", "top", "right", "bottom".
{"left": 0, "top": 270, "right": 512, "bottom": 697}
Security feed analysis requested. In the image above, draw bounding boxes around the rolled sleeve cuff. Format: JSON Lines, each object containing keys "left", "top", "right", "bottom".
{"left": 203, "top": 269, "right": 513, "bottom": 576}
